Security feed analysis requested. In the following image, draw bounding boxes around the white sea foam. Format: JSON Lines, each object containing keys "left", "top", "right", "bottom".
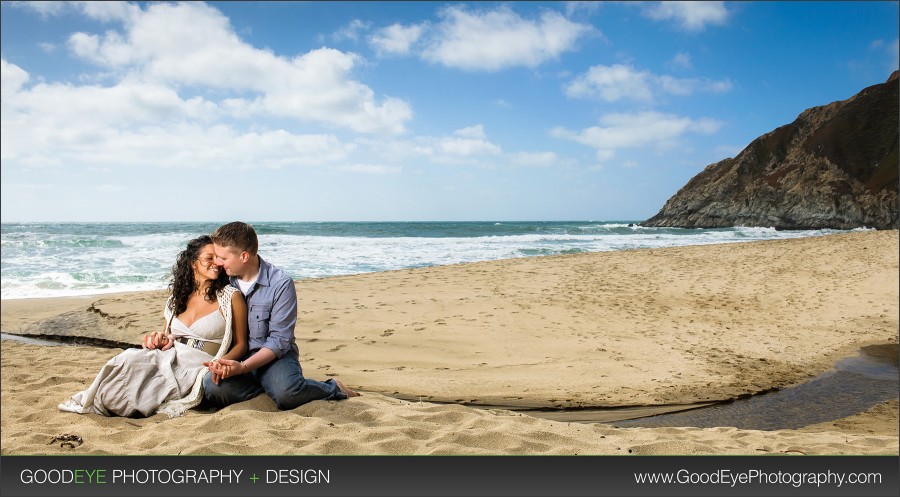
{"left": 0, "top": 223, "right": 858, "bottom": 300}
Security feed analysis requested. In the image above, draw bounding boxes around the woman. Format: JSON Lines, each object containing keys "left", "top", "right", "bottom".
{"left": 58, "top": 235, "right": 248, "bottom": 417}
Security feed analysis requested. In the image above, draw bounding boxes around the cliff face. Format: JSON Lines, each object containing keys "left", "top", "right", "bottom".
{"left": 642, "top": 71, "right": 899, "bottom": 230}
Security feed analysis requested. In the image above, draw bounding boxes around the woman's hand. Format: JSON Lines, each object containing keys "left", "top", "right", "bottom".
{"left": 203, "top": 359, "right": 244, "bottom": 384}
{"left": 142, "top": 331, "right": 173, "bottom": 350}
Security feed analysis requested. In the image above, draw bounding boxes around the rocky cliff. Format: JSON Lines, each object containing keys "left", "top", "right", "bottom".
{"left": 642, "top": 71, "right": 898, "bottom": 230}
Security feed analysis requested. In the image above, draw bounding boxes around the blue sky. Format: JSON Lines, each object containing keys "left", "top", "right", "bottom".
{"left": 1, "top": 1, "right": 897, "bottom": 222}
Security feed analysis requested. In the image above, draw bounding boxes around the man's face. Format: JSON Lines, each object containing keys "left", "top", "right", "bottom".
{"left": 213, "top": 244, "right": 247, "bottom": 278}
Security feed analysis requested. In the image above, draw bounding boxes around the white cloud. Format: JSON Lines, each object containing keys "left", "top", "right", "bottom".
{"left": 59, "top": 2, "right": 411, "bottom": 134}
{"left": 5, "top": 78, "right": 216, "bottom": 126}
{"left": 369, "top": 23, "right": 427, "bottom": 56}
{"left": 657, "top": 74, "right": 733, "bottom": 95}
{"left": 422, "top": 4, "right": 594, "bottom": 71}
{"left": 1, "top": 104, "right": 355, "bottom": 170}
{"left": 339, "top": 163, "right": 402, "bottom": 174}
{"left": 668, "top": 52, "right": 693, "bottom": 70}
{"left": 452, "top": 124, "right": 488, "bottom": 139}
{"left": 353, "top": 136, "right": 432, "bottom": 162}
{"left": 1, "top": 182, "right": 54, "bottom": 192}
{"left": 594, "top": 149, "right": 616, "bottom": 162}
{"left": 1, "top": 59, "right": 30, "bottom": 96}
{"left": 95, "top": 184, "right": 126, "bottom": 192}
{"left": 257, "top": 48, "right": 412, "bottom": 134}
{"left": 68, "top": 30, "right": 135, "bottom": 67}
{"left": 552, "top": 111, "right": 722, "bottom": 158}
{"left": 1, "top": 57, "right": 358, "bottom": 170}
{"left": 641, "top": 1, "right": 730, "bottom": 31}
{"left": 565, "top": 64, "right": 653, "bottom": 102}
{"left": 333, "top": 19, "right": 371, "bottom": 42}
{"left": 79, "top": 1, "right": 140, "bottom": 23}
{"left": 564, "top": 63, "right": 732, "bottom": 102}
{"left": 354, "top": 125, "right": 503, "bottom": 167}
{"left": 10, "top": 1, "right": 141, "bottom": 22}
{"left": 437, "top": 125, "right": 502, "bottom": 156}
{"left": 510, "top": 151, "right": 558, "bottom": 167}
{"left": 359, "top": 128, "right": 563, "bottom": 170}
{"left": 6, "top": 0, "right": 69, "bottom": 18}
{"left": 565, "top": 2, "right": 602, "bottom": 18}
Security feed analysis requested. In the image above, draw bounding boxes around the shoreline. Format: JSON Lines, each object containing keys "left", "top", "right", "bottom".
{"left": 2, "top": 230, "right": 897, "bottom": 454}
{"left": 0, "top": 226, "right": 877, "bottom": 304}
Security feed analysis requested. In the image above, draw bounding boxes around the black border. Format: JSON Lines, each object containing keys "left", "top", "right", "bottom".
{"left": 2, "top": 454, "right": 898, "bottom": 497}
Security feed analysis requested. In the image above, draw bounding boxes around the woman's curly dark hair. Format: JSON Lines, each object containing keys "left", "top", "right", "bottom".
{"left": 168, "top": 235, "right": 229, "bottom": 316}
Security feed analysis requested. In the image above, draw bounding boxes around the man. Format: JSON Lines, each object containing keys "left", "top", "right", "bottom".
{"left": 203, "top": 221, "right": 358, "bottom": 410}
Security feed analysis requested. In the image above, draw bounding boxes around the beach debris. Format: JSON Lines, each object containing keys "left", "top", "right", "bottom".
{"left": 49, "top": 434, "right": 83, "bottom": 449}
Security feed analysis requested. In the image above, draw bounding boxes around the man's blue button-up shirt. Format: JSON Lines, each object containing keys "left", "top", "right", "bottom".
{"left": 231, "top": 256, "right": 299, "bottom": 358}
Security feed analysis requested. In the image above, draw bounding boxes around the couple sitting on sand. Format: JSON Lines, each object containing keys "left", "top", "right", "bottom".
{"left": 59, "top": 221, "right": 358, "bottom": 418}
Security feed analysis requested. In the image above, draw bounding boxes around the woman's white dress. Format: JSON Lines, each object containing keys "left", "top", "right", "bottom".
{"left": 58, "top": 287, "right": 235, "bottom": 417}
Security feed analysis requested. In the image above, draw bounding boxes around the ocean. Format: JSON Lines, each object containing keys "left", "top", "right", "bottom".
{"left": 0, "top": 221, "right": 864, "bottom": 300}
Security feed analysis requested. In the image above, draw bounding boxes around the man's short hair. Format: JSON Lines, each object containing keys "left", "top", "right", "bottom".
{"left": 211, "top": 221, "right": 259, "bottom": 256}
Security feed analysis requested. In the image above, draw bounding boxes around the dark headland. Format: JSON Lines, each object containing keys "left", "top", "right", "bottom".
{"left": 643, "top": 71, "right": 899, "bottom": 230}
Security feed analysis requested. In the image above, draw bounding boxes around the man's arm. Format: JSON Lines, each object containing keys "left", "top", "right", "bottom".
{"left": 208, "top": 278, "right": 296, "bottom": 379}
{"left": 259, "top": 275, "right": 298, "bottom": 359}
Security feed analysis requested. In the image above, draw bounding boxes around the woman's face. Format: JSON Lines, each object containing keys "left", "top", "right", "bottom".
{"left": 192, "top": 244, "right": 220, "bottom": 282}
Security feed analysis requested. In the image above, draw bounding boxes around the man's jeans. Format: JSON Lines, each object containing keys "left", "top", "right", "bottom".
{"left": 202, "top": 350, "right": 347, "bottom": 410}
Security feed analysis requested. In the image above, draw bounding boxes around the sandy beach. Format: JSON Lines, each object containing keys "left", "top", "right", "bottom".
{"left": 1, "top": 230, "right": 897, "bottom": 455}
